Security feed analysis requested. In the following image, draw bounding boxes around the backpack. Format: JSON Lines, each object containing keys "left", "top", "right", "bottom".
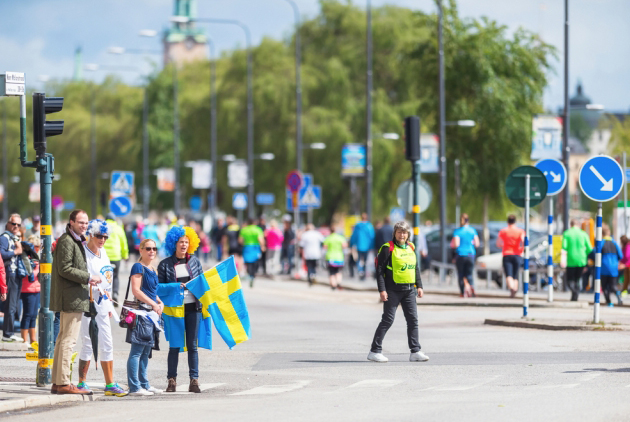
{"left": 375, "top": 241, "right": 415, "bottom": 267}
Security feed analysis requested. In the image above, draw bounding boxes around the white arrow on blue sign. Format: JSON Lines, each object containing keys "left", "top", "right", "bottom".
{"left": 535, "top": 158, "right": 567, "bottom": 196}
{"left": 109, "top": 196, "right": 133, "bottom": 217}
{"left": 389, "top": 207, "right": 406, "bottom": 223}
{"left": 232, "top": 193, "right": 248, "bottom": 210}
{"left": 579, "top": 155, "right": 624, "bottom": 202}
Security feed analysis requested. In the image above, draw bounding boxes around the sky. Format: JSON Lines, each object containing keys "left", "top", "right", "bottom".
{"left": 0, "top": 0, "right": 628, "bottom": 113}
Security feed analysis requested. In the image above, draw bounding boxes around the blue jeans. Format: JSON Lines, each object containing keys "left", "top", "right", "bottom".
{"left": 20, "top": 292, "right": 40, "bottom": 329}
{"left": 215, "top": 244, "right": 223, "bottom": 261}
{"left": 127, "top": 343, "right": 152, "bottom": 392}
{"left": 167, "top": 307, "right": 200, "bottom": 379}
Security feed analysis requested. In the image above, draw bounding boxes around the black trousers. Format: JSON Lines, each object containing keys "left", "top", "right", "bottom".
{"left": 601, "top": 275, "right": 618, "bottom": 304}
{"left": 2, "top": 272, "right": 22, "bottom": 338}
{"left": 455, "top": 255, "right": 475, "bottom": 295}
{"left": 259, "top": 251, "right": 267, "bottom": 275}
{"left": 305, "top": 259, "right": 317, "bottom": 283}
{"left": 566, "top": 266, "right": 584, "bottom": 301}
{"left": 370, "top": 288, "right": 421, "bottom": 354}
{"left": 111, "top": 260, "right": 120, "bottom": 299}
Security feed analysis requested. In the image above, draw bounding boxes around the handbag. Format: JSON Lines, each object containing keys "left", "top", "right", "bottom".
{"left": 119, "top": 266, "right": 144, "bottom": 328}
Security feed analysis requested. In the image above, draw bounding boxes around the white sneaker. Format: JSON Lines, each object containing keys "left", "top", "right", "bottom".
{"left": 129, "top": 389, "right": 154, "bottom": 396}
{"left": 11, "top": 335, "right": 25, "bottom": 343}
{"left": 410, "top": 351, "right": 429, "bottom": 362}
{"left": 367, "top": 351, "right": 389, "bottom": 363}
{"left": 147, "top": 386, "right": 163, "bottom": 394}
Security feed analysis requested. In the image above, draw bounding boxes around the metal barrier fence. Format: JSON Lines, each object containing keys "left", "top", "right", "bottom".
{"left": 427, "top": 260, "right": 565, "bottom": 293}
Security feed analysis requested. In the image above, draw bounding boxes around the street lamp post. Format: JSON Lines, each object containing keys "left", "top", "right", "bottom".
{"left": 562, "top": 0, "right": 570, "bottom": 233}
{"left": 209, "top": 39, "right": 218, "bottom": 220}
{"left": 366, "top": 0, "right": 374, "bottom": 221}
{"left": 437, "top": 0, "right": 448, "bottom": 270}
{"left": 108, "top": 45, "right": 161, "bottom": 219}
{"left": 174, "top": 16, "right": 254, "bottom": 219}
{"left": 173, "top": 63, "right": 181, "bottom": 216}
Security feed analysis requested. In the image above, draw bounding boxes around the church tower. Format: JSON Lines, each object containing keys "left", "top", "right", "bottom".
{"left": 163, "top": 0, "right": 208, "bottom": 66}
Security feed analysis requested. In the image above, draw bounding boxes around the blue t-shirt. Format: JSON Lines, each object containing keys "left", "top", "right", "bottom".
{"left": 453, "top": 225, "right": 478, "bottom": 257}
{"left": 131, "top": 262, "right": 159, "bottom": 302}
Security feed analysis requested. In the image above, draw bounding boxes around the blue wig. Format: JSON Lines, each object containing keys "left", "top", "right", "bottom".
{"left": 87, "top": 219, "right": 108, "bottom": 237}
{"left": 164, "top": 225, "right": 186, "bottom": 256}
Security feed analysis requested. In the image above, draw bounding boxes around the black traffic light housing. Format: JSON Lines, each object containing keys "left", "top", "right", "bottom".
{"left": 404, "top": 116, "right": 420, "bottom": 161}
{"left": 33, "top": 93, "right": 64, "bottom": 157}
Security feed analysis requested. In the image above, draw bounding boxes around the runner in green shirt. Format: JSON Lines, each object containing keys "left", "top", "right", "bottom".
{"left": 323, "top": 229, "right": 348, "bottom": 290}
{"left": 239, "top": 219, "right": 266, "bottom": 287}
{"left": 562, "top": 220, "right": 593, "bottom": 301}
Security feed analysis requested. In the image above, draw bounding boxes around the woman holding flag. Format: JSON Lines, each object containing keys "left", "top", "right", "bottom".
{"left": 158, "top": 226, "right": 204, "bottom": 393}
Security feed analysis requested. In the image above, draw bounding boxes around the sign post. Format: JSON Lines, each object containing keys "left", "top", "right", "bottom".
{"left": 286, "top": 170, "right": 303, "bottom": 277}
{"left": 579, "top": 155, "right": 624, "bottom": 323}
{"left": 535, "top": 159, "right": 567, "bottom": 303}
{"left": 506, "top": 166, "right": 547, "bottom": 318}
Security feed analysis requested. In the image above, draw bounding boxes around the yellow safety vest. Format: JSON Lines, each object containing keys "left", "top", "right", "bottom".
{"left": 381, "top": 242, "right": 416, "bottom": 284}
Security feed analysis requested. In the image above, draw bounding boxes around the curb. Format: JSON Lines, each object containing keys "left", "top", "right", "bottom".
{"left": 0, "top": 393, "right": 96, "bottom": 414}
{"left": 0, "top": 342, "right": 29, "bottom": 351}
{"left": 420, "top": 301, "right": 589, "bottom": 308}
{"left": 484, "top": 318, "right": 630, "bottom": 331}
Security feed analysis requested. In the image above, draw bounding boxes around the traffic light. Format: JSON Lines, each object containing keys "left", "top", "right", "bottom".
{"left": 404, "top": 116, "right": 420, "bottom": 161}
{"left": 33, "top": 93, "right": 64, "bottom": 157}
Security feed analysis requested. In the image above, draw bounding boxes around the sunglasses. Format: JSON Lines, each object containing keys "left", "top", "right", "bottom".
{"left": 94, "top": 234, "right": 109, "bottom": 240}
{"left": 144, "top": 247, "right": 158, "bottom": 252}
{"left": 9, "top": 222, "right": 21, "bottom": 227}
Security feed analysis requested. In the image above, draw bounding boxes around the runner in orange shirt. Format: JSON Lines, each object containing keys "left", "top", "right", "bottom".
{"left": 496, "top": 215, "right": 525, "bottom": 297}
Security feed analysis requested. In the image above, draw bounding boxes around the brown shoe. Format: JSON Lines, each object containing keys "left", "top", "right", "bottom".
{"left": 57, "top": 384, "right": 93, "bottom": 395}
{"left": 51, "top": 384, "right": 58, "bottom": 394}
{"left": 165, "top": 377, "right": 177, "bottom": 393}
{"left": 189, "top": 379, "right": 201, "bottom": 393}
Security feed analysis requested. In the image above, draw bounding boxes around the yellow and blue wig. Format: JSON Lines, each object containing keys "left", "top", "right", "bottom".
{"left": 164, "top": 225, "right": 200, "bottom": 256}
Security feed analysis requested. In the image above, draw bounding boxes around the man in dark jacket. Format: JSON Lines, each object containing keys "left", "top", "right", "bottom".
{"left": 373, "top": 217, "right": 394, "bottom": 257}
{"left": 1, "top": 213, "right": 24, "bottom": 342}
{"left": 50, "top": 210, "right": 101, "bottom": 395}
{"left": 368, "top": 220, "right": 429, "bottom": 364}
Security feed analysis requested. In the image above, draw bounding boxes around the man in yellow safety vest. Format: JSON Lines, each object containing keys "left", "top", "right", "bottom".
{"left": 368, "top": 220, "right": 429, "bottom": 363}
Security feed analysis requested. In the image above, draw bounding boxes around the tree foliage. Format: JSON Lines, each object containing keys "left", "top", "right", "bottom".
{"left": 3, "top": 0, "right": 555, "bottom": 225}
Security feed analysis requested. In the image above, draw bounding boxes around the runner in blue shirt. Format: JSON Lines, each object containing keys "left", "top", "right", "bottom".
{"left": 452, "top": 214, "right": 480, "bottom": 297}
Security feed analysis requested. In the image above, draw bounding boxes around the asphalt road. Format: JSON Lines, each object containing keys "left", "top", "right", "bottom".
{"left": 4, "top": 276, "right": 630, "bottom": 422}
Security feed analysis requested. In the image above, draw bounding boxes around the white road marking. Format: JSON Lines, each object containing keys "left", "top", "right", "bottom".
{"left": 426, "top": 376, "right": 500, "bottom": 391}
{"left": 346, "top": 380, "right": 403, "bottom": 389}
{"left": 232, "top": 380, "right": 310, "bottom": 396}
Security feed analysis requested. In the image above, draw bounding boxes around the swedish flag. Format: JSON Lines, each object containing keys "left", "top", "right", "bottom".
{"left": 157, "top": 282, "right": 212, "bottom": 351}
{"left": 187, "top": 256, "right": 251, "bottom": 348}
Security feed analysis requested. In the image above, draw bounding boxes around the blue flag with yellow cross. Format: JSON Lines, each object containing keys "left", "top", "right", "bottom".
{"left": 186, "top": 256, "right": 251, "bottom": 348}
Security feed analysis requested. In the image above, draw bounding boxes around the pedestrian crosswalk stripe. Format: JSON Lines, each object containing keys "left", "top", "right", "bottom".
{"left": 231, "top": 380, "right": 310, "bottom": 395}
{"left": 346, "top": 380, "right": 403, "bottom": 389}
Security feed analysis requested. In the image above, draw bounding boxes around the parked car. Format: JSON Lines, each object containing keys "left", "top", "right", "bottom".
{"left": 476, "top": 235, "right": 550, "bottom": 286}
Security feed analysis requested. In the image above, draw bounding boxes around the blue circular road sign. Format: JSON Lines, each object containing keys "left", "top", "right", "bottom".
{"left": 109, "top": 196, "right": 133, "bottom": 217}
{"left": 535, "top": 159, "right": 567, "bottom": 196}
{"left": 579, "top": 155, "right": 624, "bottom": 202}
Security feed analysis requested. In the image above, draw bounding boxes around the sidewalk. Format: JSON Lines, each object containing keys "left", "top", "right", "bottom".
{"left": 0, "top": 381, "right": 97, "bottom": 414}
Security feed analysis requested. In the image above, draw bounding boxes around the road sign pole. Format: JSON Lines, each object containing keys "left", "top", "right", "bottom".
{"left": 593, "top": 202, "right": 603, "bottom": 323}
{"left": 523, "top": 174, "right": 530, "bottom": 318}
{"left": 412, "top": 160, "right": 422, "bottom": 267}
{"left": 547, "top": 197, "right": 554, "bottom": 303}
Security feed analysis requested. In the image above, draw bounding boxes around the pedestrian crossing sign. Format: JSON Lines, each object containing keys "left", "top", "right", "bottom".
{"left": 110, "top": 171, "right": 134, "bottom": 196}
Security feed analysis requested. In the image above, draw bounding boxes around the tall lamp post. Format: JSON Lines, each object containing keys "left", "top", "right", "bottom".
{"left": 84, "top": 63, "right": 138, "bottom": 217}
{"left": 366, "top": 0, "right": 374, "bottom": 221}
{"left": 562, "top": 0, "right": 570, "bottom": 233}
{"left": 437, "top": 0, "right": 448, "bottom": 270}
{"left": 2, "top": 100, "right": 7, "bottom": 220}
{"left": 107, "top": 47, "right": 161, "bottom": 219}
{"left": 173, "top": 16, "right": 255, "bottom": 219}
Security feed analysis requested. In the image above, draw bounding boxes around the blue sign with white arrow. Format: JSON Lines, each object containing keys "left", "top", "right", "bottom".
{"left": 232, "top": 193, "right": 248, "bottom": 210}
{"left": 109, "top": 196, "right": 133, "bottom": 217}
{"left": 579, "top": 155, "right": 624, "bottom": 202}
{"left": 390, "top": 207, "right": 406, "bottom": 223}
{"left": 256, "top": 193, "right": 275, "bottom": 206}
{"left": 535, "top": 158, "right": 567, "bottom": 196}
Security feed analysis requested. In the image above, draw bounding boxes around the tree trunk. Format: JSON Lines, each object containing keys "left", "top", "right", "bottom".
{"left": 483, "top": 194, "right": 490, "bottom": 256}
